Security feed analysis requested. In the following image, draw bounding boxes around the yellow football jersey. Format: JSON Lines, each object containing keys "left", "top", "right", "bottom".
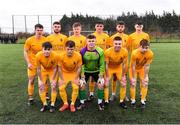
{"left": 127, "top": 32, "right": 150, "bottom": 52}
{"left": 109, "top": 32, "right": 128, "bottom": 48}
{"left": 46, "top": 33, "right": 67, "bottom": 53}
{"left": 58, "top": 51, "right": 82, "bottom": 73}
{"left": 93, "top": 31, "right": 109, "bottom": 51}
{"left": 35, "top": 51, "right": 58, "bottom": 72}
{"left": 105, "top": 47, "right": 128, "bottom": 71}
{"left": 68, "top": 35, "right": 86, "bottom": 52}
{"left": 24, "top": 35, "right": 46, "bottom": 65}
{"left": 130, "top": 48, "right": 154, "bottom": 70}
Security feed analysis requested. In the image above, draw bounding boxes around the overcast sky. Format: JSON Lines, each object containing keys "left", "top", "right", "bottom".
{"left": 0, "top": 0, "right": 180, "bottom": 33}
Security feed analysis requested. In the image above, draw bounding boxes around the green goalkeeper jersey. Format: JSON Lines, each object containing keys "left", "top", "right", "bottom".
{"left": 80, "top": 46, "right": 105, "bottom": 76}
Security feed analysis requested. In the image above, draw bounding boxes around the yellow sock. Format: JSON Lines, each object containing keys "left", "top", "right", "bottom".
{"left": 28, "top": 83, "right": 34, "bottom": 97}
{"left": 39, "top": 91, "right": 47, "bottom": 105}
{"left": 130, "top": 86, "right": 136, "bottom": 101}
{"left": 51, "top": 91, "right": 57, "bottom": 106}
{"left": 71, "top": 84, "right": 79, "bottom": 105}
{"left": 45, "top": 82, "right": 49, "bottom": 95}
{"left": 89, "top": 82, "right": 95, "bottom": 92}
{"left": 141, "top": 86, "right": 148, "bottom": 101}
{"left": 120, "top": 86, "right": 126, "bottom": 102}
{"left": 104, "top": 87, "right": 109, "bottom": 102}
{"left": 59, "top": 86, "right": 68, "bottom": 104}
{"left": 112, "top": 80, "right": 116, "bottom": 94}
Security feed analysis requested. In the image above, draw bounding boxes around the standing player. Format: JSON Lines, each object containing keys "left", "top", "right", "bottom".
{"left": 24, "top": 24, "right": 46, "bottom": 105}
{"left": 127, "top": 21, "right": 150, "bottom": 53}
{"left": 105, "top": 36, "right": 128, "bottom": 109}
{"left": 93, "top": 21, "right": 109, "bottom": 51}
{"left": 109, "top": 21, "right": 128, "bottom": 48}
{"left": 89, "top": 21, "right": 109, "bottom": 104}
{"left": 129, "top": 39, "right": 154, "bottom": 108}
{"left": 127, "top": 21, "right": 150, "bottom": 101}
{"left": 78, "top": 34, "right": 105, "bottom": 111}
{"left": 109, "top": 21, "right": 129, "bottom": 101}
{"left": 68, "top": 22, "right": 86, "bottom": 52}
{"left": 46, "top": 21, "right": 67, "bottom": 98}
{"left": 58, "top": 40, "right": 82, "bottom": 112}
{"left": 46, "top": 21, "right": 67, "bottom": 54}
{"left": 36, "top": 42, "right": 58, "bottom": 112}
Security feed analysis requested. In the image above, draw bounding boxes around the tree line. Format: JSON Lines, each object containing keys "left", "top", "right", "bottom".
{"left": 60, "top": 10, "right": 180, "bottom": 36}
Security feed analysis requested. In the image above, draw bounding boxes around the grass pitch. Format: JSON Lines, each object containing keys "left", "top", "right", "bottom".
{"left": 0, "top": 43, "right": 180, "bottom": 124}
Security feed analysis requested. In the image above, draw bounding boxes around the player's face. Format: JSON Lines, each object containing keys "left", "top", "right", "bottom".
{"left": 116, "top": 25, "right": 125, "bottom": 33}
{"left": 135, "top": 24, "right": 143, "bottom": 32}
{"left": 73, "top": 26, "right": 81, "bottom": 35}
{"left": 113, "top": 40, "right": 122, "bottom": 52}
{"left": 53, "top": 24, "right": 61, "bottom": 34}
{"left": 87, "top": 38, "right": 96, "bottom": 48}
{"left": 43, "top": 48, "right": 52, "bottom": 57}
{"left": 95, "top": 24, "right": 104, "bottom": 32}
{"left": 35, "top": 28, "right": 43, "bottom": 37}
{"left": 140, "top": 45, "right": 149, "bottom": 53}
{"left": 66, "top": 47, "right": 74, "bottom": 57}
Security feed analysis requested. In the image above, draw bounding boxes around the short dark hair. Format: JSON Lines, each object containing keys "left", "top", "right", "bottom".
{"left": 42, "top": 42, "right": 52, "bottom": 49}
{"left": 140, "top": 39, "right": 150, "bottom": 47}
{"left": 35, "top": 24, "right": 43, "bottom": 29}
{"left": 87, "top": 34, "right": 96, "bottom": 39}
{"left": 135, "top": 20, "right": 143, "bottom": 25}
{"left": 113, "top": 36, "right": 122, "bottom": 41}
{"left": 65, "top": 40, "right": 75, "bottom": 48}
{"left": 116, "top": 21, "right": 125, "bottom": 25}
{"left": 53, "top": 21, "right": 60, "bottom": 25}
{"left": 72, "top": 22, "right": 81, "bottom": 28}
{"left": 95, "top": 20, "right": 104, "bottom": 25}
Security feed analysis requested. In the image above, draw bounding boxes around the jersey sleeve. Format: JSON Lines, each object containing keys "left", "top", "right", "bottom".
{"left": 99, "top": 52, "right": 105, "bottom": 75}
{"left": 67, "top": 36, "right": 72, "bottom": 41}
{"left": 97, "top": 48, "right": 105, "bottom": 76}
{"left": 80, "top": 48, "right": 86, "bottom": 76}
{"left": 108, "top": 36, "right": 113, "bottom": 47}
{"left": 130, "top": 51, "right": 137, "bottom": 65}
{"left": 78, "top": 55, "right": 82, "bottom": 67}
{"left": 77, "top": 53, "right": 82, "bottom": 67}
{"left": 123, "top": 34, "right": 129, "bottom": 48}
{"left": 146, "top": 52, "right": 154, "bottom": 64}
{"left": 46, "top": 35, "right": 50, "bottom": 41}
{"left": 105, "top": 35, "right": 110, "bottom": 48}
{"left": 24, "top": 38, "right": 31, "bottom": 51}
{"left": 81, "top": 36, "right": 87, "bottom": 48}
{"left": 146, "top": 34, "right": 150, "bottom": 41}
{"left": 104, "top": 50, "right": 109, "bottom": 63}
{"left": 123, "top": 49, "right": 128, "bottom": 63}
{"left": 126, "top": 36, "right": 132, "bottom": 51}
{"left": 35, "top": 53, "right": 41, "bottom": 68}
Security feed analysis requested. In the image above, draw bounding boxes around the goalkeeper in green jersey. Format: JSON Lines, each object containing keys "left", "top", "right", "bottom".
{"left": 78, "top": 34, "right": 105, "bottom": 111}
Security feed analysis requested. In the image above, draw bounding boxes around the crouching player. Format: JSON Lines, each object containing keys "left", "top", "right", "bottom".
{"left": 105, "top": 36, "right": 128, "bottom": 109}
{"left": 35, "top": 42, "right": 58, "bottom": 112}
{"left": 78, "top": 34, "right": 105, "bottom": 111}
{"left": 129, "top": 39, "right": 154, "bottom": 108}
{"left": 58, "top": 40, "right": 82, "bottom": 112}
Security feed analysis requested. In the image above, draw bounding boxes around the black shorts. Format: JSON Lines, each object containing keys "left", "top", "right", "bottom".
{"left": 84, "top": 72, "right": 99, "bottom": 83}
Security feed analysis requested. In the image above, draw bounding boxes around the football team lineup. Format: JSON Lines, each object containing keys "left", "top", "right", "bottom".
{"left": 24, "top": 20, "right": 154, "bottom": 112}
{"left": 1, "top": 0, "right": 180, "bottom": 122}
{"left": 0, "top": 37, "right": 180, "bottom": 124}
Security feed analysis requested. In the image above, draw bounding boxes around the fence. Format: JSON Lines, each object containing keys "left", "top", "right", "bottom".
{"left": 0, "top": 14, "right": 180, "bottom": 43}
